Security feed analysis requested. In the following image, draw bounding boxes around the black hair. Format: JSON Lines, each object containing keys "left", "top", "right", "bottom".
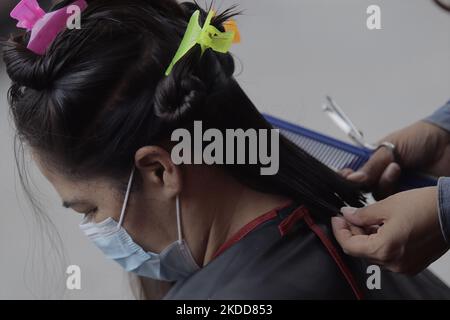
{"left": 434, "top": 0, "right": 450, "bottom": 11}
{"left": 3, "top": 0, "right": 365, "bottom": 298}
{"left": 3, "top": 0, "right": 364, "bottom": 218}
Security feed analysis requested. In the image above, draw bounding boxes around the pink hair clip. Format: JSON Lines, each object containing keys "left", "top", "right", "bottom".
{"left": 10, "top": 0, "right": 88, "bottom": 55}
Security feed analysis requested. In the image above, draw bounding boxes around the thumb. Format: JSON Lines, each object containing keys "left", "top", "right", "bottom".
{"left": 372, "top": 162, "right": 402, "bottom": 200}
{"left": 347, "top": 146, "right": 395, "bottom": 187}
{"left": 341, "top": 205, "right": 385, "bottom": 227}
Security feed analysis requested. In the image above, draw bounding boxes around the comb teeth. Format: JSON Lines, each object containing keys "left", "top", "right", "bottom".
{"left": 279, "top": 129, "right": 369, "bottom": 171}
{"left": 267, "top": 114, "right": 437, "bottom": 190}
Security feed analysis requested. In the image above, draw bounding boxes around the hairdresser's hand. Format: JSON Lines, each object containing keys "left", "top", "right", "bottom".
{"left": 332, "top": 187, "right": 449, "bottom": 274}
{"left": 341, "top": 121, "right": 450, "bottom": 199}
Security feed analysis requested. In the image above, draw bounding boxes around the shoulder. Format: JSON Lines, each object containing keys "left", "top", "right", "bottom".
{"left": 166, "top": 205, "right": 360, "bottom": 300}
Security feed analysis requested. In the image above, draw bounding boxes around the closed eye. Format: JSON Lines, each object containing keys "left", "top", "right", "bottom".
{"left": 62, "top": 200, "right": 97, "bottom": 216}
{"left": 85, "top": 207, "right": 98, "bottom": 216}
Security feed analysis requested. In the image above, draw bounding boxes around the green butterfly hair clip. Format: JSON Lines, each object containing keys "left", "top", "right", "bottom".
{"left": 165, "top": 9, "right": 240, "bottom": 76}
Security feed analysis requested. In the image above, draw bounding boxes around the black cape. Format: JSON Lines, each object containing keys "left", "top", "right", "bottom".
{"left": 164, "top": 202, "right": 450, "bottom": 299}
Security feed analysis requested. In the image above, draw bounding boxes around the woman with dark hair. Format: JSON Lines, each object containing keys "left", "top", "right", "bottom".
{"left": 2, "top": 0, "right": 450, "bottom": 299}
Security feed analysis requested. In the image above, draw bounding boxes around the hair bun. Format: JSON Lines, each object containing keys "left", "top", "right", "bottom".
{"left": 3, "top": 38, "right": 51, "bottom": 91}
{"left": 154, "top": 74, "right": 206, "bottom": 122}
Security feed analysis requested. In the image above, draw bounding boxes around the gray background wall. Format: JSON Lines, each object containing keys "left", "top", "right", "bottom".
{"left": 0, "top": 0, "right": 449, "bottom": 299}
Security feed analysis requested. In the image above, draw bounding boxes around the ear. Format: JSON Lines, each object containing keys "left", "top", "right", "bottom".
{"left": 134, "top": 146, "right": 183, "bottom": 198}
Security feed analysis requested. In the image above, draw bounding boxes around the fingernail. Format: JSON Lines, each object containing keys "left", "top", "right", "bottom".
{"left": 341, "top": 207, "right": 358, "bottom": 215}
{"left": 385, "top": 163, "right": 401, "bottom": 182}
{"left": 347, "top": 171, "right": 367, "bottom": 182}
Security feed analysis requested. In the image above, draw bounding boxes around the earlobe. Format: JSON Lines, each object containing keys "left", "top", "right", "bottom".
{"left": 134, "top": 146, "right": 183, "bottom": 198}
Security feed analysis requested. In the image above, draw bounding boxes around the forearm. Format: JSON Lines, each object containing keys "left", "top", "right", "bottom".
{"left": 424, "top": 100, "right": 450, "bottom": 132}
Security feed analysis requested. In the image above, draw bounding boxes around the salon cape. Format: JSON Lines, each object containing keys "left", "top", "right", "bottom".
{"left": 164, "top": 202, "right": 450, "bottom": 300}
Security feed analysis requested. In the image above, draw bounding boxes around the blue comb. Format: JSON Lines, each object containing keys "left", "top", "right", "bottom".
{"left": 264, "top": 114, "right": 437, "bottom": 191}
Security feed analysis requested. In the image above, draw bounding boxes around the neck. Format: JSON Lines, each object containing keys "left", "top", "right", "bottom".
{"left": 182, "top": 166, "right": 291, "bottom": 266}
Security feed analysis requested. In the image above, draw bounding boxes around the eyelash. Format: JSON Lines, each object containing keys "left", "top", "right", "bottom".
{"left": 86, "top": 207, "right": 98, "bottom": 216}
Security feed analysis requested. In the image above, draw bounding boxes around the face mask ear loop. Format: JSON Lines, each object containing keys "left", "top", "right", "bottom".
{"left": 176, "top": 195, "right": 183, "bottom": 244}
{"left": 117, "top": 166, "right": 136, "bottom": 230}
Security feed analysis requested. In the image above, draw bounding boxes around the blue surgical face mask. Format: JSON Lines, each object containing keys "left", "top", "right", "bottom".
{"left": 79, "top": 167, "right": 200, "bottom": 281}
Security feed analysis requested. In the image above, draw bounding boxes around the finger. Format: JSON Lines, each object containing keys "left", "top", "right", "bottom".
{"left": 332, "top": 217, "right": 382, "bottom": 258}
{"left": 333, "top": 215, "right": 370, "bottom": 236}
{"left": 339, "top": 168, "right": 354, "bottom": 178}
{"left": 347, "top": 147, "right": 395, "bottom": 187}
{"left": 349, "top": 223, "right": 366, "bottom": 236}
{"left": 340, "top": 206, "right": 385, "bottom": 227}
{"left": 338, "top": 212, "right": 380, "bottom": 236}
{"left": 373, "top": 162, "right": 402, "bottom": 200}
{"left": 331, "top": 216, "right": 353, "bottom": 241}
{"left": 365, "top": 224, "right": 380, "bottom": 234}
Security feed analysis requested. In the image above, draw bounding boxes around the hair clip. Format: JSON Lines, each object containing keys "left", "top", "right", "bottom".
{"left": 223, "top": 19, "right": 241, "bottom": 44}
{"left": 10, "top": 0, "right": 88, "bottom": 55}
{"left": 165, "top": 10, "right": 240, "bottom": 76}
